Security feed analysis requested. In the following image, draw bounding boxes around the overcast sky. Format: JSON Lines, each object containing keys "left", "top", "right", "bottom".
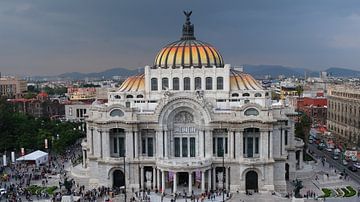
{"left": 1, "top": 0, "right": 360, "bottom": 76}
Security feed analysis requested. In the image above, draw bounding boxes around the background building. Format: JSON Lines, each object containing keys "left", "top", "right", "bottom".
{"left": 327, "top": 85, "right": 360, "bottom": 147}
{"left": 0, "top": 76, "right": 27, "bottom": 98}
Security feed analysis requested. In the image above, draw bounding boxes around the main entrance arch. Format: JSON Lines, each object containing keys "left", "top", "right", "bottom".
{"left": 113, "top": 170, "right": 125, "bottom": 188}
{"left": 245, "top": 171, "right": 258, "bottom": 191}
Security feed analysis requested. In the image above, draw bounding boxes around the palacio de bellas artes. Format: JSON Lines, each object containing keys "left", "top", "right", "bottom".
{"left": 73, "top": 11, "right": 304, "bottom": 196}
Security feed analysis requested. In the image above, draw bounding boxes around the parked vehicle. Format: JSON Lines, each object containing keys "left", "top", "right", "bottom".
{"left": 353, "top": 162, "right": 360, "bottom": 169}
{"left": 342, "top": 160, "right": 348, "bottom": 166}
{"left": 333, "top": 155, "right": 339, "bottom": 160}
{"left": 0, "top": 188, "right": 6, "bottom": 196}
{"left": 348, "top": 165, "right": 357, "bottom": 172}
{"left": 326, "top": 147, "right": 333, "bottom": 152}
{"left": 351, "top": 155, "right": 358, "bottom": 162}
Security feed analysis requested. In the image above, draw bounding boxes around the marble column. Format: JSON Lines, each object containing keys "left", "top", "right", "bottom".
{"left": 82, "top": 150, "right": 86, "bottom": 168}
{"left": 269, "top": 131, "right": 273, "bottom": 159}
{"left": 226, "top": 167, "right": 230, "bottom": 190}
{"left": 299, "top": 150, "right": 303, "bottom": 169}
{"left": 201, "top": 171, "right": 205, "bottom": 192}
{"left": 239, "top": 131, "right": 243, "bottom": 158}
{"left": 161, "top": 170, "right": 165, "bottom": 193}
{"left": 157, "top": 168, "right": 160, "bottom": 190}
{"left": 212, "top": 167, "right": 216, "bottom": 189}
{"left": 102, "top": 130, "right": 110, "bottom": 158}
{"left": 164, "top": 130, "right": 168, "bottom": 158}
{"left": 134, "top": 130, "right": 139, "bottom": 158}
{"left": 229, "top": 130, "right": 234, "bottom": 159}
{"left": 153, "top": 167, "right": 156, "bottom": 189}
{"left": 207, "top": 169, "right": 211, "bottom": 191}
{"left": 125, "top": 130, "right": 133, "bottom": 159}
{"left": 205, "top": 130, "right": 213, "bottom": 158}
{"left": 98, "top": 130, "right": 103, "bottom": 158}
{"left": 140, "top": 166, "right": 144, "bottom": 189}
{"left": 188, "top": 172, "right": 192, "bottom": 194}
{"left": 90, "top": 128, "right": 94, "bottom": 155}
{"left": 173, "top": 172, "right": 177, "bottom": 194}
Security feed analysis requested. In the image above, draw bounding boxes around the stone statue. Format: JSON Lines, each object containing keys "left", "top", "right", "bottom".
{"left": 183, "top": 10, "right": 192, "bottom": 21}
{"left": 145, "top": 171, "right": 152, "bottom": 189}
{"left": 217, "top": 172, "right": 224, "bottom": 188}
{"left": 293, "top": 179, "right": 303, "bottom": 198}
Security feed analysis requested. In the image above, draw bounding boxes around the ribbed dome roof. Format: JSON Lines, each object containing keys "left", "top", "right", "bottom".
{"left": 153, "top": 11, "right": 224, "bottom": 69}
{"left": 119, "top": 74, "right": 145, "bottom": 92}
{"left": 230, "top": 69, "right": 263, "bottom": 91}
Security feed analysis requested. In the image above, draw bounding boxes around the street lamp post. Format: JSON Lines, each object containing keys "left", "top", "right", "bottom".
{"left": 122, "top": 149, "right": 127, "bottom": 202}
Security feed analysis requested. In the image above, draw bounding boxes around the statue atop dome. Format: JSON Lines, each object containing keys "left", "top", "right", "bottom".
{"left": 181, "top": 10, "right": 196, "bottom": 40}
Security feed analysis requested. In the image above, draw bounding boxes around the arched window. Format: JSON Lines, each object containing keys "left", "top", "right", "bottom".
{"left": 114, "top": 95, "right": 121, "bottom": 99}
{"left": 216, "top": 77, "right": 224, "bottom": 90}
{"left": 184, "top": 77, "right": 191, "bottom": 90}
{"left": 110, "top": 109, "right": 124, "bottom": 117}
{"left": 195, "top": 77, "right": 202, "bottom": 90}
{"left": 162, "top": 77, "right": 169, "bottom": 90}
{"left": 206, "top": 77, "right": 212, "bottom": 90}
{"left": 244, "top": 108, "right": 259, "bottom": 116}
{"left": 136, "top": 94, "right": 144, "bottom": 98}
{"left": 173, "top": 77, "right": 179, "bottom": 90}
{"left": 254, "top": 93, "right": 262, "bottom": 97}
{"left": 151, "top": 78, "right": 158, "bottom": 91}
{"left": 243, "top": 93, "right": 250, "bottom": 97}
{"left": 232, "top": 93, "right": 239, "bottom": 97}
{"left": 126, "top": 95, "right": 133, "bottom": 98}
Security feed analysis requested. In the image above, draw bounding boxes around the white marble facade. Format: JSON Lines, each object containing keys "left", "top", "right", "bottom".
{"left": 80, "top": 13, "right": 304, "bottom": 194}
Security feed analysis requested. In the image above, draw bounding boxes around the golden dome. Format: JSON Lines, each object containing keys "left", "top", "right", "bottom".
{"left": 230, "top": 69, "right": 263, "bottom": 91}
{"left": 154, "top": 40, "right": 224, "bottom": 68}
{"left": 153, "top": 11, "right": 224, "bottom": 69}
{"left": 119, "top": 74, "right": 145, "bottom": 92}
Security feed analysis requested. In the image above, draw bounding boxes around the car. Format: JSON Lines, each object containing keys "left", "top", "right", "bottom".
{"left": 353, "top": 162, "right": 360, "bottom": 169}
{"left": 326, "top": 148, "right": 333, "bottom": 152}
{"left": 348, "top": 165, "right": 357, "bottom": 172}
{"left": 0, "top": 188, "right": 6, "bottom": 196}
{"left": 308, "top": 139, "right": 313, "bottom": 144}
{"left": 342, "top": 160, "right": 348, "bottom": 166}
{"left": 333, "top": 155, "right": 339, "bottom": 160}
{"left": 351, "top": 156, "right": 358, "bottom": 162}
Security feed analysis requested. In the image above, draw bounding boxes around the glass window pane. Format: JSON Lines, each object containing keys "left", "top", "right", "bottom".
{"left": 247, "top": 137, "right": 253, "bottom": 157}
{"left": 184, "top": 77, "right": 190, "bottom": 90}
{"left": 225, "top": 137, "right": 228, "bottom": 154}
{"left": 147, "top": 137, "right": 153, "bottom": 157}
{"left": 151, "top": 78, "right": 158, "bottom": 91}
{"left": 216, "top": 77, "right": 223, "bottom": 90}
{"left": 206, "top": 77, "right": 212, "bottom": 90}
{"left": 190, "top": 137, "right": 196, "bottom": 157}
{"left": 213, "top": 137, "right": 216, "bottom": 155}
{"left": 162, "top": 78, "right": 169, "bottom": 90}
{"left": 173, "top": 78, "right": 179, "bottom": 90}
{"left": 175, "top": 138, "right": 180, "bottom": 157}
{"left": 113, "top": 137, "right": 117, "bottom": 154}
{"left": 182, "top": 137, "right": 188, "bottom": 157}
{"left": 217, "top": 137, "right": 223, "bottom": 157}
{"left": 119, "top": 137, "right": 125, "bottom": 157}
{"left": 255, "top": 137, "right": 259, "bottom": 154}
{"left": 195, "top": 77, "right": 201, "bottom": 90}
{"left": 142, "top": 138, "right": 146, "bottom": 154}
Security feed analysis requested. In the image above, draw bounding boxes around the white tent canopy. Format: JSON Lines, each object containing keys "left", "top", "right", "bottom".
{"left": 16, "top": 150, "right": 48, "bottom": 166}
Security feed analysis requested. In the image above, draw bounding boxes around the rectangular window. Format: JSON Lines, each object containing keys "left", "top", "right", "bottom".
{"left": 213, "top": 137, "right": 216, "bottom": 155}
{"left": 206, "top": 77, "right": 212, "bottom": 90}
{"left": 113, "top": 137, "right": 118, "bottom": 153}
{"left": 285, "top": 130, "right": 288, "bottom": 145}
{"left": 173, "top": 78, "right": 179, "bottom": 90}
{"left": 190, "top": 137, "right": 195, "bottom": 157}
{"left": 216, "top": 77, "right": 223, "bottom": 90}
{"left": 255, "top": 137, "right": 259, "bottom": 154}
{"left": 142, "top": 138, "right": 146, "bottom": 154}
{"left": 147, "top": 137, "right": 153, "bottom": 157}
{"left": 151, "top": 78, "right": 158, "bottom": 91}
{"left": 184, "top": 77, "right": 191, "bottom": 90}
{"left": 225, "top": 137, "right": 228, "bottom": 154}
{"left": 182, "top": 137, "right": 188, "bottom": 157}
{"left": 217, "top": 137, "right": 224, "bottom": 157}
{"left": 243, "top": 137, "right": 246, "bottom": 154}
{"left": 175, "top": 138, "right": 180, "bottom": 157}
{"left": 119, "top": 137, "right": 125, "bottom": 157}
{"left": 162, "top": 78, "right": 169, "bottom": 90}
{"left": 247, "top": 137, "right": 253, "bottom": 157}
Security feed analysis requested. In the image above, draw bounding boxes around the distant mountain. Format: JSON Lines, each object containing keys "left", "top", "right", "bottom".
{"left": 325, "top": 67, "right": 360, "bottom": 77}
{"left": 242, "top": 64, "right": 318, "bottom": 78}
{"left": 57, "top": 67, "right": 143, "bottom": 80}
